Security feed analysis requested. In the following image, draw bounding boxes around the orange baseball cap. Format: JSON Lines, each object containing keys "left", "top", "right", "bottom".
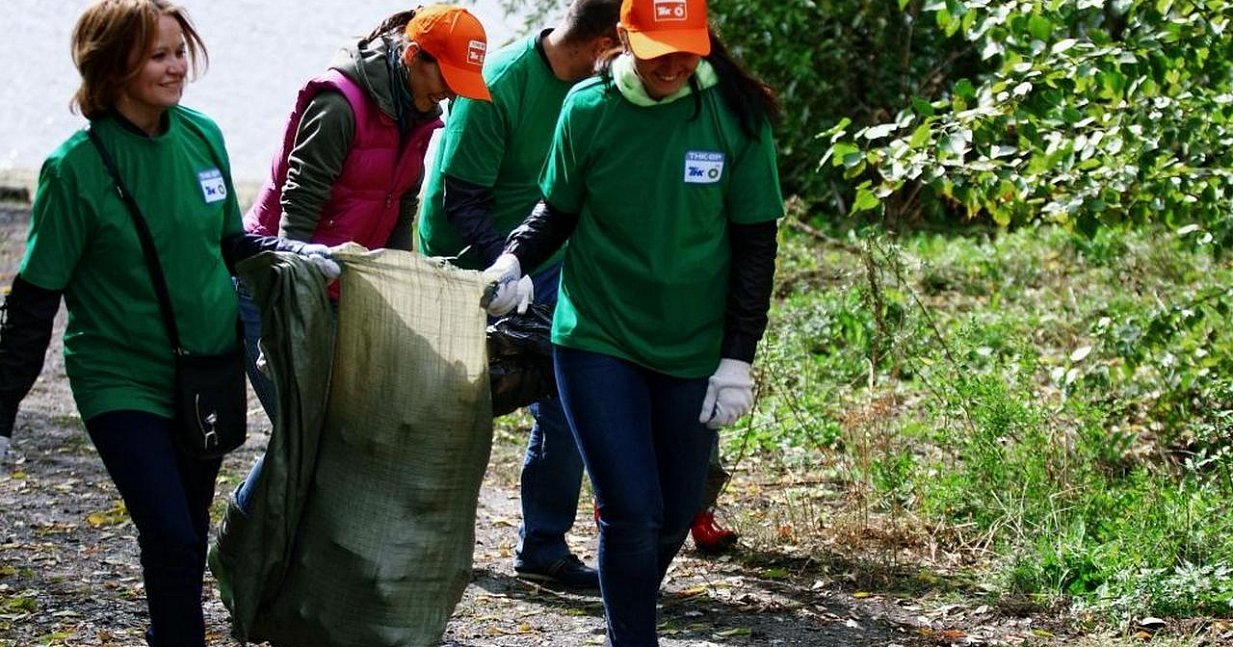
{"left": 405, "top": 5, "right": 492, "bottom": 102}
{"left": 620, "top": 0, "right": 711, "bottom": 59}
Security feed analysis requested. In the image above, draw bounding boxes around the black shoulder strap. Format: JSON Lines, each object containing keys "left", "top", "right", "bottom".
{"left": 86, "top": 126, "right": 184, "bottom": 354}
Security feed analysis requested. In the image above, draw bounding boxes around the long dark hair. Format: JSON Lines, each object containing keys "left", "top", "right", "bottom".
{"left": 598, "top": 28, "right": 779, "bottom": 138}
{"left": 701, "top": 30, "right": 779, "bottom": 138}
{"left": 366, "top": 9, "right": 417, "bottom": 42}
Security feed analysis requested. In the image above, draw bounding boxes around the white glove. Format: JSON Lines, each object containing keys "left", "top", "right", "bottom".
{"left": 300, "top": 243, "right": 341, "bottom": 281}
{"left": 0, "top": 435, "right": 10, "bottom": 463}
{"left": 482, "top": 254, "right": 534, "bottom": 316}
{"left": 699, "top": 359, "right": 754, "bottom": 429}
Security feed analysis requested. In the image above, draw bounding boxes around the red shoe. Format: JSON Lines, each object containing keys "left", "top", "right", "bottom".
{"left": 691, "top": 509, "right": 738, "bottom": 553}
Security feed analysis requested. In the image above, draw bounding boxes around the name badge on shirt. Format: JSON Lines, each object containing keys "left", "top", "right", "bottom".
{"left": 198, "top": 169, "right": 227, "bottom": 203}
{"left": 684, "top": 151, "right": 724, "bottom": 184}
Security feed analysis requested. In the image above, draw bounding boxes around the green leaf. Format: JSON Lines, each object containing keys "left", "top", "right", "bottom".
{"left": 818, "top": 117, "right": 852, "bottom": 141}
{"left": 853, "top": 186, "right": 881, "bottom": 213}
{"left": 828, "top": 142, "right": 860, "bottom": 168}
{"left": 909, "top": 124, "right": 933, "bottom": 148}
{"left": 912, "top": 97, "right": 937, "bottom": 117}
{"left": 943, "top": 132, "right": 971, "bottom": 157}
{"left": 1051, "top": 38, "right": 1078, "bottom": 54}
{"left": 1027, "top": 14, "right": 1052, "bottom": 41}
{"left": 863, "top": 123, "right": 899, "bottom": 140}
{"left": 843, "top": 159, "right": 867, "bottom": 179}
{"left": 4, "top": 595, "right": 37, "bottom": 613}
{"left": 761, "top": 567, "right": 790, "bottom": 580}
{"left": 953, "top": 78, "right": 977, "bottom": 100}
{"left": 989, "top": 203, "right": 1012, "bottom": 227}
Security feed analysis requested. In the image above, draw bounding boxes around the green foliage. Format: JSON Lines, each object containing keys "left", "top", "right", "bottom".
{"left": 825, "top": 0, "right": 1233, "bottom": 244}
{"left": 707, "top": 0, "right": 986, "bottom": 201}
{"left": 1007, "top": 478, "right": 1233, "bottom": 618}
{"left": 757, "top": 223, "right": 1233, "bottom": 619}
{"left": 1065, "top": 265, "right": 1233, "bottom": 446}
{"left": 752, "top": 285, "right": 873, "bottom": 455}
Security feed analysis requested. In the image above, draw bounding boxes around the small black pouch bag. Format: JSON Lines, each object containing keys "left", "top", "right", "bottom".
{"left": 173, "top": 348, "right": 247, "bottom": 459}
{"left": 88, "top": 127, "right": 246, "bottom": 459}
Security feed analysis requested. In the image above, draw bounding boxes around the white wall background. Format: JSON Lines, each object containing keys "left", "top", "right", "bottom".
{"left": 0, "top": 1, "right": 528, "bottom": 185}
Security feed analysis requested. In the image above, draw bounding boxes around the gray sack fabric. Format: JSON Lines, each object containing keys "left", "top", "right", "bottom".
{"left": 211, "top": 248, "right": 493, "bottom": 646}
{"left": 210, "top": 251, "right": 336, "bottom": 642}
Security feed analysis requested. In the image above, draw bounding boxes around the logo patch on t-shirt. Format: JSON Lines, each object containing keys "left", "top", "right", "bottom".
{"left": 198, "top": 169, "right": 227, "bottom": 203}
{"left": 684, "top": 151, "right": 724, "bottom": 184}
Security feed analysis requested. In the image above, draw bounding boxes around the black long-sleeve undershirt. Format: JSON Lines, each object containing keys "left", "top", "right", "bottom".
{"left": 221, "top": 232, "right": 322, "bottom": 275}
{"left": 0, "top": 276, "right": 61, "bottom": 438}
{"left": 443, "top": 175, "right": 506, "bottom": 266}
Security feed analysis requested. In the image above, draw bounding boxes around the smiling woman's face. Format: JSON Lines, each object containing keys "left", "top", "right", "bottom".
{"left": 118, "top": 14, "right": 187, "bottom": 126}
{"left": 631, "top": 51, "right": 700, "bottom": 100}
{"left": 618, "top": 28, "right": 702, "bottom": 100}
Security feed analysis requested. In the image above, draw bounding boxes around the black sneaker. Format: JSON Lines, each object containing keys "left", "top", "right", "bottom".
{"left": 514, "top": 554, "right": 599, "bottom": 589}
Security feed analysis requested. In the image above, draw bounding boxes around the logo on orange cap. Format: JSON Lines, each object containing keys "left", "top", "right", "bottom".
{"left": 467, "top": 39, "right": 486, "bottom": 65}
{"left": 621, "top": 0, "right": 711, "bottom": 59}
{"left": 405, "top": 4, "right": 492, "bottom": 102}
{"left": 653, "top": 0, "right": 689, "bottom": 21}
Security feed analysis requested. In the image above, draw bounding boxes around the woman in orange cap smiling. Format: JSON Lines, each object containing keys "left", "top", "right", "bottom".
{"left": 234, "top": 5, "right": 491, "bottom": 430}
{"left": 481, "top": 0, "right": 783, "bottom": 642}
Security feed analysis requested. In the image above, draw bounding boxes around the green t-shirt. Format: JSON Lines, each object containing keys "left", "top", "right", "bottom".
{"left": 542, "top": 77, "right": 783, "bottom": 378}
{"left": 20, "top": 107, "right": 243, "bottom": 420}
{"left": 418, "top": 33, "right": 569, "bottom": 270}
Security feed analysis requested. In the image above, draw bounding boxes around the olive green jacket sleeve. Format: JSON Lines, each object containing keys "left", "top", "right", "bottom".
{"left": 278, "top": 91, "right": 355, "bottom": 242}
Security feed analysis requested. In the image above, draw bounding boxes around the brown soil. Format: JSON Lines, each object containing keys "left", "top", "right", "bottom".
{"left": 0, "top": 204, "right": 1072, "bottom": 647}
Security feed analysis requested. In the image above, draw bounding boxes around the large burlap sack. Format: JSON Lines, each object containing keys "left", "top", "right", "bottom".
{"left": 213, "top": 248, "right": 492, "bottom": 647}
{"left": 210, "top": 251, "right": 335, "bottom": 642}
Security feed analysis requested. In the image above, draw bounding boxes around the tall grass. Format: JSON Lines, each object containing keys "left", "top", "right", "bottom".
{"left": 749, "top": 221, "right": 1233, "bottom": 620}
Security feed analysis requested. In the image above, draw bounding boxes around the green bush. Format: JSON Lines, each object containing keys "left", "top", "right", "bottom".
{"left": 708, "top": 0, "right": 986, "bottom": 203}
{"left": 826, "top": 0, "right": 1233, "bottom": 244}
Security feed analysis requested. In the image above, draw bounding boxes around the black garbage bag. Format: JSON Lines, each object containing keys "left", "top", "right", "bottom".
{"left": 488, "top": 303, "right": 556, "bottom": 416}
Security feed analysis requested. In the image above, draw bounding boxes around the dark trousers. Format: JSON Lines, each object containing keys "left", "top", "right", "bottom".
{"left": 85, "top": 410, "right": 221, "bottom": 647}
{"left": 554, "top": 346, "right": 715, "bottom": 647}
{"left": 516, "top": 262, "right": 586, "bottom": 567}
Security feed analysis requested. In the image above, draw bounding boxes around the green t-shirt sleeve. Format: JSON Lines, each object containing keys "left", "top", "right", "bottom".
{"left": 20, "top": 159, "right": 89, "bottom": 291}
{"left": 223, "top": 174, "right": 243, "bottom": 237}
{"left": 180, "top": 109, "right": 245, "bottom": 238}
{"left": 215, "top": 131, "right": 244, "bottom": 238}
{"left": 438, "top": 95, "right": 506, "bottom": 188}
{"left": 726, "top": 120, "right": 784, "bottom": 224}
{"left": 539, "top": 101, "right": 585, "bottom": 213}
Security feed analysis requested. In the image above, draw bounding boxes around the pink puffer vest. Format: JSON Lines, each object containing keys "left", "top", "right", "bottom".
{"left": 243, "top": 69, "right": 441, "bottom": 249}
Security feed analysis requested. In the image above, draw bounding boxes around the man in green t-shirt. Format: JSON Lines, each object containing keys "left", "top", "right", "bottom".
{"left": 418, "top": 0, "right": 619, "bottom": 588}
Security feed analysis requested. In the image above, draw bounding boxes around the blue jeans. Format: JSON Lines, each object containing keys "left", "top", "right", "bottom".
{"left": 234, "top": 280, "right": 275, "bottom": 515}
{"left": 85, "top": 411, "right": 222, "bottom": 647}
{"left": 233, "top": 279, "right": 339, "bottom": 513}
{"left": 553, "top": 346, "right": 715, "bottom": 647}
{"left": 515, "top": 263, "right": 587, "bottom": 566}
{"left": 236, "top": 279, "right": 277, "bottom": 425}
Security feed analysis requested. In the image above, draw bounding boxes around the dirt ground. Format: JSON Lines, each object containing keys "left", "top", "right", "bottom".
{"left": 0, "top": 203, "right": 1074, "bottom": 647}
